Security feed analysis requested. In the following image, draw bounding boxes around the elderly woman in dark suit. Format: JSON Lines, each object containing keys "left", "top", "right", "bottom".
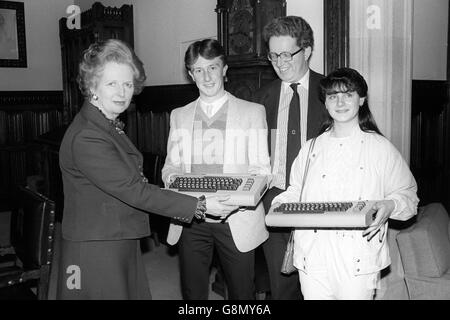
{"left": 57, "top": 39, "right": 237, "bottom": 300}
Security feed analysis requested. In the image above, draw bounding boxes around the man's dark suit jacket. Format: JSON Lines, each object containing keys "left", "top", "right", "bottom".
{"left": 253, "top": 69, "right": 326, "bottom": 214}
{"left": 59, "top": 102, "right": 198, "bottom": 241}
{"left": 253, "top": 69, "right": 327, "bottom": 155}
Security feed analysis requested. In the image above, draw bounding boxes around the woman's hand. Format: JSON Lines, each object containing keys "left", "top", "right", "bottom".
{"left": 363, "top": 200, "right": 395, "bottom": 241}
{"left": 205, "top": 195, "right": 239, "bottom": 219}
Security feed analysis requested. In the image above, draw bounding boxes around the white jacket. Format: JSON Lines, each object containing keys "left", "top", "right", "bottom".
{"left": 273, "top": 128, "right": 419, "bottom": 275}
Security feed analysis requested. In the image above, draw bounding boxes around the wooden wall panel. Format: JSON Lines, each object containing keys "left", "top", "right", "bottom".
{"left": 0, "top": 91, "right": 64, "bottom": 211}
{"left": 132, "top": 84, "right": 198, "bottom": 155}
{"left": 410, "top": 80, "right": 450, "bottom": 211}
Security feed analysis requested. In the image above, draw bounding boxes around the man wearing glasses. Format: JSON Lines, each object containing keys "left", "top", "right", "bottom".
{"left": 252, "top": 16, "right": 327, "bottom": 300}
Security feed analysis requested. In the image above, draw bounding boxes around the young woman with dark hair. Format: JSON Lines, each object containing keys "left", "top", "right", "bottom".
{"left": 272, "top": 67, "right": 419, "bottom": 299}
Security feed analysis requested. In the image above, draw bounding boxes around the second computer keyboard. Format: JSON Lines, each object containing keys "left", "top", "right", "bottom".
{"left": 266, "top": 200, "right": 378, "bottom": 228}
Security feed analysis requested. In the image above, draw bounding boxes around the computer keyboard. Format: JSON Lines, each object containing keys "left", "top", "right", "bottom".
{"left": 167, "top": 174, "right": 269, "bottom": 206}
{"left": 266, "top": 200, "right": 377, "bottom": 228}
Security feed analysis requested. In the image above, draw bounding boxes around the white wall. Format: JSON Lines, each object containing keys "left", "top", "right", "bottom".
{"left": 413, "top": 0, "right": 448, "bottom": 80}
{"left": 350, "top": 0, "right": 414, "bottom": 161}
{"left": 0, "top": 0, "right": 74, "bottom": 91}
{"left": 135, "top": 0, "right": 217, "bottom": 85}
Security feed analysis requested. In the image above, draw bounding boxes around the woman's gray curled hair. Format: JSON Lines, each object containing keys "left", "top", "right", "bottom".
{"left": 77, "top": 39, "right": 146, "bottom": 98}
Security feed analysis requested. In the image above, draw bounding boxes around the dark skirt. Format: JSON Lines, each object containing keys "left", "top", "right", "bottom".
{"left": 56, "top": 238, "right": 151, "bottom": 300}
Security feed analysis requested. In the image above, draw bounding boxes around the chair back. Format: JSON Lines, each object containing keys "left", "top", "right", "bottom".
{"left": 10, "top": 186, "right": 56, "bottom": 269}
{"left": 397, "top": 202, "right": 450, "bottom": 278}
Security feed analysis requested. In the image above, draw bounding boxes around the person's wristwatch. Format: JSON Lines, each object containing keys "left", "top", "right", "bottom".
{"left": 194, "top": 195, "right": 207, "bottom": 220}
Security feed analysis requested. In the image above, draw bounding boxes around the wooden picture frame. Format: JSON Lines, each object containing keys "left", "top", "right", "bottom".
{"left": 0, "top": 1, "right": 27, "bottom": 67}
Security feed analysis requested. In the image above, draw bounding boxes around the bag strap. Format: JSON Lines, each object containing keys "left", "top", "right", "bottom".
{"left": 288, "top": 137, "right": 317, "bottom": 237}
{"left": 298, "top": 137, "right": 316, "bottom": 202}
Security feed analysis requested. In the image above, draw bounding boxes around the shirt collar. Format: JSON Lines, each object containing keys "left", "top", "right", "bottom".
{"left": 282, "top": 69, "right": 310, "bottom": 90}
{"left": 199, "top": 91, "right": 229, "bottom": 110}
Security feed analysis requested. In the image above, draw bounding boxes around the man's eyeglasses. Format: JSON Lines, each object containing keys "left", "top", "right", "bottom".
{"left": 267, "top": 48, "right": 304, "bottom": 62}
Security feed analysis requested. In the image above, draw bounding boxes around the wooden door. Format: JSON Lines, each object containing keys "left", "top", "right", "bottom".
{"left": 410, "top": 80, "right": 450, "bottom": 212}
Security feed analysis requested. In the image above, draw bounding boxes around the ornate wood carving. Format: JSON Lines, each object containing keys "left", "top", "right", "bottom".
{"left": 215, "top": 0, "right": 285, "bottom": 99}
{"left": 216, "top": 0, "right": 286, "bottom": 62}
